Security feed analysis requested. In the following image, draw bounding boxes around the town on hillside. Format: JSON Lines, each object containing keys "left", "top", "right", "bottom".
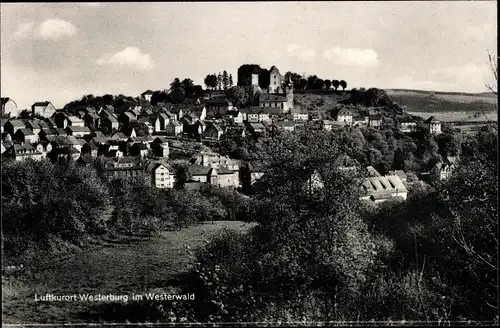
{"left": 1, "top": 64, "right": 465, "bottom": 204}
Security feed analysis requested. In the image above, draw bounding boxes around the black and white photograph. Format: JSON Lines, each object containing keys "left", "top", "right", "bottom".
{"left": 1, "top": 1, "right": 498, "bottom": 326}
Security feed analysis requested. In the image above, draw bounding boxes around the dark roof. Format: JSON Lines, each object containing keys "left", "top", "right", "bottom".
{"left": 425, "top": 116, "right": 440, "bottom": 123}
{"left": 103, "top": 115, "right": 119, "bottom": 123}
{"left": 47, "top": 135, "right": 80, "bottom": 146}
{"left": 141, "top": 90, "right": 154, "bottom": 95}
{"left": 32, "top": 101, "right": 51, "bottom": 107}
{"left": 16, "top": 128, "right": 35, "bottom": 136}
{"left": 67, "top": 126, "right": 91, "bottom": 133}
{"left": 24, "top": 120, "right": 41, "bottom": 129}
{"left": 78, "top": 154, "right": 94, "bottom": 164}
{"left": 216, "top": 166, "right": 234, "bottom": 174}
{"left": 85, "top": 112, "right": 100, "bottom": 119}
{"left": 188, "top": 164, "right": 212, "bottom": 176}
{"left": 7, "top": 119, "right": 26, "bottom": 127}
{"left": 206, "top": 98, "right": 232, "bottom": 106}
{"left": 132, "top": 142, "right": 148, "bottom": 150}
{"left": 240, "top": 106, "right": 266, "bottom": 114}
{"left": 112, "top": 132, "right": 128, "bottom": 140}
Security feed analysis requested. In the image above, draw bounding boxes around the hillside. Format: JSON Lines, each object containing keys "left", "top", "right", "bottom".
{"left": 386, "top": 89, "right": 497, "bottom": 112}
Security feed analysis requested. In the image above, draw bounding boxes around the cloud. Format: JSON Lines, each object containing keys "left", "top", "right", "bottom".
{"left": 37, "top": 19, "right": 78, "bottom": 40}
{"left": 97, "top": 47, "right": 155, "bottom": 71}
{"left": 286, "top": 44, "right": 316, "bottom": 62}
{"left": 12, "top": 19, "right": 78, "bottom": 41}
{"left": 323, "top": 47, "right": 379, "bottom": 67}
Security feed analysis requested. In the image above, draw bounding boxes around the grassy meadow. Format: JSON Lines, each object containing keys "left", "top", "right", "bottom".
{"left": 386, "top": 89, "right": 497, "bottom": 113}
{"left": 2, "top": 221, "right": 256, "bottom": 324}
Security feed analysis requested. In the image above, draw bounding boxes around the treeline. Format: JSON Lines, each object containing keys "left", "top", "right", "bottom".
{"left": 1, "top": 160, "right": 253, "bottom": 263}
{"left": 179, "top": 127, "right": 498, "bottom": 323}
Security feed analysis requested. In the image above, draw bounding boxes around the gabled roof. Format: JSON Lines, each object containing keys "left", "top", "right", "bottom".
{"left": 112, "top": 132, "right": 128, "bottom": 140}
{"left": 141, "top": 89, "right": 154, "bottom": 95}
{"left": 32, "top": 101, "right": 51, "bottom": 107}
{"left": 85, "top": 112, "right": 100, "bottom": 119}
{"left": 366, "top": 165, "right": 381, "bottom": 177}
{"left": 132, "top": 142, "right": 148, "bottom": 150}
{"left": 7, "top": 119, "right": 26, "bottom": 127}
{"left": 47, "top": 135, "right": 80, "bottom": 146}
{"left": 240, "top": 106, "right": 267, "bottom": 115}
{"left": 168, "top": 120, "right": 182, "bottom": 127}
{"left": 361, "top": 175, "right": 408, "bottom": 195}
{"left": 16, "top": 128, "right": 35, "bottom": 136}
{"left": 24, "top": 120, "right": 41, "bottom": 129}
{"left": 67, "top": 126, "right": 91, "bottom": 133}
{"left": 206, "top": 98, "right": 232, "bottom": 106}
{"left": 188, "top": 164, "right": 212, "bottom": 176}
{"left": 424, "top": 116, "right": 440, "bottom": 123}
{"left": 102, "top": 114, "right": 119, "bottom": 123}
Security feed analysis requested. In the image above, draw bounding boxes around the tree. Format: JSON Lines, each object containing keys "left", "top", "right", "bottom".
{"left": 204, "top": 74, "right": 218, "bottom": 91}
{"left": 340, "top": 80, "right": 347, "bottom": 91}
{"left": 332, "top": 80, "right": 340, "bottom": 90}
{"left": 182, "top": 78, "right": 195, "bottom": 98}
{"left": 485, "top": 50, "right": 498, "bottom": 95}
{"left": 18, "top": 109, "right": 32, "bottom": 119}
{"left": 226, "top": 86, "right": 249, "bottom": 108}
{"left": 229, "top": 74, "right": 233, "bottom": 88}
{"left": 324, "top": 79, "right": 332, "bottom": 90}
{"left": 169, "top": 78, "right": 185, "bottom": 103}
{"left": 222, "top": 70, "right": 229, "bottom": 91}
{"left": 297, "top": 78, "right": 308, "bottom": 90}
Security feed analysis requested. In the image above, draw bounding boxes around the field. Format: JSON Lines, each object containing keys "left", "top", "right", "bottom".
{"left": 386, "top": 89, "right": 497, "bottom": 113}
{"left": 2, "top": 221, "right": 256, "bottom": 324}
{"left": 407, "top": 110, "right": 498, "bottom": 122}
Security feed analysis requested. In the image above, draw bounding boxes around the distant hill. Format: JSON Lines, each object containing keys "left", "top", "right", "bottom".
{"left": 386, "top": 89, "right": 497, "bottom": 112}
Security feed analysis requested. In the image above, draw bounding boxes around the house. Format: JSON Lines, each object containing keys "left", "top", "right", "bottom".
{"left": 120, "top": 112, "right": 137, "bottom": 126}
{"left": 112, "top": 132, "right": 128, "bottom": 142}
{"left": 66, "top": 116, "right": 85, "bottom": 127}
{"left": 360, "top": 175, "right": 408, "bottom": 203}
{"left": 187, "top": 165, "right": 238, "bottom": 188}
{"left": 191, "top": 106, "right": 207, "bottom": 122}
{"left": 247, "top": 122, "right": 266, "bottom": 135}
{"left": 322, "top": 120, "right": 334, "bottom": 131}
{"left": 158, "top": 113, "right": 170, "bottom": 130}
{"left": 432, "top": 156, "right": 458, "bottom": 181}
{"left": 366, "top": 165, "right": 382, "bottom": 177}
{"left": 425, "top": 116, "right": 442, "bottom": 135}
{"left": 291, "top": 109, "right": 309, "bottom": 121}
{"left": 84, "top": 112, "right": 100, "bottom": 129}
{"left": 81, "top": 142, "right": 99, "bottom": 157}
{"left": 46, "top": 135, "right": 82, "bottom": 153}
{"left": 141, "top": 90, "right": 154, "bottom": 102}
{"left": 146, "top": 161, "right": 175, "bottom": 189}
{"left": 368, "top": 114, "right": 383, "bottom": 128}
{"left": 33, "top": 142, "right": 52, "bottom": 158}
{"left": 259, "top": 94, "right": 288, "bottom": 114}
{"left": 101, "top": 115, "right": 119, "bottom": 134}
{"left": 268, "top": 66, "right": 284, "bottom": 94}
{"left": 101, "top": 156, "right": 149, "bottom": 183}
{"left": 165, "top": 107, "right": 182, "bottom": 122}
{"left": 237, "top": 64, "right": 262, "bottom": 87}
{"left": 353, "top": 115, "right": 368, "bottom": 126}
{"left": 399, "top": 118, "right": 417, "bottom": 133}
{"left": 225, "top": 110, "right": 244, "bottom": 124}
{"left": 4, "top": 142, "right": 44, "bottom": 161}
{"left": 205, "top": 98, "right": 233, "bottom": 116}
{"left": 45, "top": 117, "right": 57, "bottom": 129}
{"left": 38, "top": 128, "right": 59, "bottom": 141}
{"left": 223, "top": 126, "right": 246, "bottom": 140}
{"left": 52, "top": 111, "right": 69, "bottom": 128}
{"left": 165, "top": 120, "right": 182, "bottom": 136}
{"left": 274, "top": 120, "right": 296, "bottom": 132}
{"left": 203, "top": 123, "right": 224, "bottom": 140}
{"left": 32, "top": 101, "right": 56, "bottom": 118}
{"left": 240, "top": 106, "right": 271, "bottom": 123}
{"left": 66, "top": 126, "right": 92, "bottom": 138}
{"left": 37, "top": 120, "right": 50, "bottom": 130}
{"left": 191, "top": 150, "right": 240, "bottom": 171}
{"left": 76, "top": 154, "right": 95, "bottom": 167}
{"left": 24, "top": 120, "right": 41, "bottom": 135}
{"left": 337, "top": 108, "right": 354, "bottom": 124}
{"left": 147, "top": 115, "right": 162, "bottom": 132}
{"left": 388, "top": 170, "right": 408, "bottom": 183}
{"left": 1, "top": 97, "right": 18, "bottom": 116}
{"left": 130, "top": 142, "right": 149, "bottom": 158}
{"left": 150, "top": 137, "right": 169, "bottom": 158}
{"left": 4, "top": 120, "right": 26, "bottom": 135}
{"left": 13, "top": 128, "right": 38, "bottom": 144}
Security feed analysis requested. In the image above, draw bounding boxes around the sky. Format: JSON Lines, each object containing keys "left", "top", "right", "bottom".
{"left": 1, "top": 1, "right": 497, "bottom": 111}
